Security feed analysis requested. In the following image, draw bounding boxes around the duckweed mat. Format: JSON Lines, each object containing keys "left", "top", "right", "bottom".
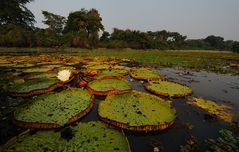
{"left": 1, "top": 121, "right": 130, "bottom": 152}
{"left": 98, "top": 91, "right": 176, "bottom": 131}
{"left": 87, "top": 78, "right": 132, "bottom": 96}
{"left": 145, "top": 80, "right": 192, "bottom": 97}
{"left": 14, "top": 88, "right": 94, "bottom": 128}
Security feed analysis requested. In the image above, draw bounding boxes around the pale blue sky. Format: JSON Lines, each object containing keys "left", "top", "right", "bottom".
{"left": 27, "top": 0, "right": 239, "bottom": 41}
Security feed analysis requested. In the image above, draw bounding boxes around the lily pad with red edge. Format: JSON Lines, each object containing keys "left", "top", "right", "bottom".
{"left": 13, "top": 88, "right": 94, "bottom": 129}
{"left": 9, "top": 77, "right": 72, "bottom": 97}
{"left": 93, "top": 69, "right": 128, "bottom": 80}
{"left": 130, "top": 67, "right": 162, "bottom": 81}
{"left": 1, "top": 121, "right": 130, "bottom": 152}
{"left": 24, "top": 72, "right": 57, "bottom": 80}
{"left": 87, "top": 78, "right": 132, "bottom": 96}
{"left": 145, "top": 80, "right": 192, "bottom": 98}
{"left": 98, "top": 90, "right": 176, "bottom": 132}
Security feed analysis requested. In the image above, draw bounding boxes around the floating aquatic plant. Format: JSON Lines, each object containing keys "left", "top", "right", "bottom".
{"left": 1, "top": 121, "right": 130, "bottom": 152}
{"left": 205, "top": 129, "right": 239, "bottom": 152}
{"left": 57, "top": 70, "right": 72, "bottom": 82}
{"left": 145, "top": 80, "right": 192, "bottom": 97}
{"left": 130, "top": 67, "right": 162, "bottom": 81}
{"left": 98, "top": 91, "right": 176, "bottom": 132}
{"left": 87, "top": 78, "right": 132, "bottom": 96}
{"left": 14, "top": 88, "right": 94, "bottom": 128}
{"left": 9, "top": 78, "right": 69, "bottom": 97}
{"left": 93, "top": 69, "right": 128, "bottom": 80}
{"left": 187, "top": 97, "right": 233, "bottom": 123}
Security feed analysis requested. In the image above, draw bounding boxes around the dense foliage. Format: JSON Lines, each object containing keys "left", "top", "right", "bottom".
{"left": 0, "top": 0, "right": 238, "bottom": 52}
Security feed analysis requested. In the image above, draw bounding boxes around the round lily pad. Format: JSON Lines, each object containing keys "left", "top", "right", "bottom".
{"left": 145, "top": 80, "right": 192, "bottom": 97}
{"left": 9, "top": 78, "right": 68, "bottom": 96}
{"left": 187, "top": 97, "right": 233, "bottom": 123}
{"left": 93, "top": 69, "right": 128, "bottom": 80}
{"left": 130, "top": 67, "right": 162, "bottom": 80}
{"left": 1, "top": 121, "right": 130, "bottom": 152}
{"left": 24, "top": 72, "right": 57, "bottom": 80}
{"left": 86, "top": 64, "right": 110, "bottom": 70}
{"left": 87, "top": 78, "right": 132, "bottom": 96}
{"left": 98, "top": 91, "right": 176, "bottom": 132}
{"left": 14, "top": 88, "right": 94, "bottom": 128}
{"left": 22, "top": 65, "right": 57, "bottom": 73}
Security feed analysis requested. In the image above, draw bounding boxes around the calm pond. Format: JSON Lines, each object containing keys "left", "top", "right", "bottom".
{"left": 0, "top": 56, "right": 238, "bottom": 152}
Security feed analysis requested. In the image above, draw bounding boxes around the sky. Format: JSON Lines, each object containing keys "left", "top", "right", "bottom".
{"left": 27, "top": 0, "right": 239, "bottom": 41}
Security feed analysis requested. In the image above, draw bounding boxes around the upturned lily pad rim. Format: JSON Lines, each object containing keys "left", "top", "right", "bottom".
{"left": 13, "top": 90, "right": 95, "bottom": 129}
{"left": 87, "top": 78, "right": 132, "bottom": 96}
{"left": 145, "top": 80, "right": 193, "bottom": 98}
{"left": 98, "top": 91, "right": 176, "bottom": 132}
{"left": 130, "top": 67, "right": 162, "bottom": 81}
{"left": 10, "top": 76, "right": 74, "bottom": 97}
{"left": 2, "top": 121, "right": 131, "bottom": 152}
{"left": 92, "top": 69, "right": 129, "bottom": 80}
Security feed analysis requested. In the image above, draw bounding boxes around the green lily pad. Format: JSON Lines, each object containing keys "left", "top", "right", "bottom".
{"left": 24, "top": 72, "right": 57, "bottom": 80}
{"left": 9, "top": 78, "right": 63, "bottom": 96}
{"left": 87, "top": 78, "right": 132, "bottom": 96}
{"left": 145, "top": 80, "right": 192, "bottom": 97}
{"left": 98, "top": 91, "right": 176, "bottom": 131}
{"left": 187, "top": 97, "right": 233, "bottom": 123}
{"left": 86, "top": 64, "right": 110, "bottom": 70}
{"left": 1, "top": 121, "right": 130, "bottom": 152}
{"left": 130, "top": 67, "right": 162, "bottom": 80}
{"left": 93, "top": 69, "right": 128, "bottom": 80}
{"left": 14, "top": 88, "right": 94, "bottom": 128}
{"left": 22, "top": 65, "right": 57, "bottom": 73}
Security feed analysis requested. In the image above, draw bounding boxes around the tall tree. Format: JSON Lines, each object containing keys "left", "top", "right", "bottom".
{"left": 0, "top": 0, "right": 35, "bottom": 27}
{"left": 42, "top": 11, "right": 66, "bottom": 34}
{"left": 64, "top": 8, "right": 104, "bottom": 48}
{"left": 205, "top": 35, "right": 225, "bottom": 50}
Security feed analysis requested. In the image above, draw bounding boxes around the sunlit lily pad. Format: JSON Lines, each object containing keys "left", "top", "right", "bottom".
{"left": 130, "top": 67, "right": 162, "bottom": 80}
{"left": 93, "top": 69, "right": 128, "bottom": 80}
{"left": 1, "top": 121, "right": 130, "bottom": 152}
{"left": 87, "top": 78, "right": 132, "bottom": 96}
{"left": 187, "top": 97, "right": 233, "bottom": 123}
{"left": 14, "top": 88, "right": 94, "bottom": 128}
{"left": 98, "top": 91, "right": 176, "bottom": 132}
{"left": 145, "top": 80, "right": 192, "bottom": 97}
{"left": 86, "top": 64, "right": 110, "bottom": 70}
{"left": 9, "top": 78, "right": 67, "bottom": 96}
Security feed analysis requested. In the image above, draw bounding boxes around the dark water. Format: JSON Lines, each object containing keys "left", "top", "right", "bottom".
{"left": 0, "top": 66, "right": 239, "bottom": 152}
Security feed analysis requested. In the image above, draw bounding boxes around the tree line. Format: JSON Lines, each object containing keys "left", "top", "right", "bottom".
{"left": 0, "top": 0, "right": 239, "bottom": 52}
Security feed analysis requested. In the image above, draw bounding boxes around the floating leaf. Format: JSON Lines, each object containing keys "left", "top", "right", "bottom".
{"left": 98, "top": 91, "right": 176, "bottom": 131}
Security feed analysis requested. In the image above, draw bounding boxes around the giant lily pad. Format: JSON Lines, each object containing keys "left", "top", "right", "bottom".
{"left": 9, "top": 78, "right": 68, "bottom": 96}
{"left": 24, "top": 72, "right": 57, "bottom": 80}
{"left": 22, "top": 65, "right": 58, "bottom": 73}
{"left": 14, "top": 88, "right": 94, "bottom": 128}
{"left": 187, "top": 97, "right": 233, "bottom": 123}
{"left": 86, "top": 64, "right": 110, "bottom": 70}
{"left": 1, "top": 121, "right": 130, "bottom": 152}
{"left": 87, "top": 78, "right": 132, "bottom": 96}
{"left": 98, "top": 91, "right": 176, "bottom": 132}
{"left": 130, "top": 67, "right": 162, "bottom": 80}
{"left": 93, "top": 69, "right": 128, "bottom": 80}
{"left": 145, "top": 80, "right": 192, "bottom": 97}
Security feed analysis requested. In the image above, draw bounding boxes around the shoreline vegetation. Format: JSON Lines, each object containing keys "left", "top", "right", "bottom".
{"left": 0, "top": 48, "right": 238, "bottom": 75}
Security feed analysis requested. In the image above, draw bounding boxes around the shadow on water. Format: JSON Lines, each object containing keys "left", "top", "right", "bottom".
{"left": 0, "top": 64, "right": 238, "bottom": 152}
